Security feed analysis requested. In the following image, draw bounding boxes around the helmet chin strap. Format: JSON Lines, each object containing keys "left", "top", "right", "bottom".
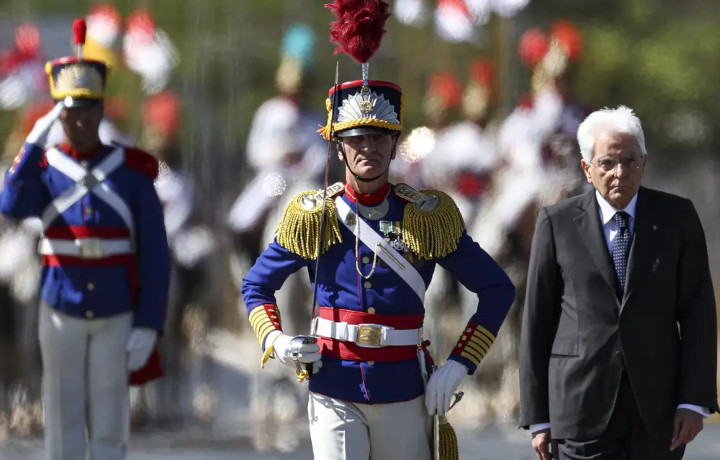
{"left": 336, "top": 137, "right": 398, "bottom": 183}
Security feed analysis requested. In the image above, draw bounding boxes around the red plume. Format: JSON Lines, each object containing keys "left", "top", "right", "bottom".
{"left": 550, "top": 20, "right": 582, "bottom": 61}
{"left": 325, "top": 0, "right": 391, "bottom": 64}
{"left": 518, "top": 28, "right": 548, "bottom": 67}
{"left": 72, "top": 18, "right": 87, "bottom": 46}
{"left": 469, "top": 59, "right": 494, "bottom": 87}
{"left": 428, "top": 72, "right": 462, "bottom": 109}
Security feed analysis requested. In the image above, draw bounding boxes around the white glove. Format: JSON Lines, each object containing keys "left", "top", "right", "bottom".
{"left": 126, "top": 328, "right": 158, "bottom": 372}
{"left": 26, "top": 101, "right": 64, "bottom": 146}
{"left": 267, "top": 331, "right": 323, "bottom": 374}
{"left": 425, "top": 360, "right": 468, "bottom": 415}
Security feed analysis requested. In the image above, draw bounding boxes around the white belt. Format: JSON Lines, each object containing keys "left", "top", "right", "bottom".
{"left": 311, "top": 316, "right": 421, "bottom": 348}
{"left": 40, "top": 238, "right": 133, "bottom": 259}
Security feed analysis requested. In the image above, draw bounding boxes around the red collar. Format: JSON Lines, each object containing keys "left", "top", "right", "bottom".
{"left": 344, "top": 182, "right": 390, "bottom": 206}
{"left": 59, "top": 142, "right": 105, "bottom": 160}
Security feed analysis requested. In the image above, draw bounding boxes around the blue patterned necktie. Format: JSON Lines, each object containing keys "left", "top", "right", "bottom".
{"left": 611, "top": 211, "right": 632, "bottom": 299}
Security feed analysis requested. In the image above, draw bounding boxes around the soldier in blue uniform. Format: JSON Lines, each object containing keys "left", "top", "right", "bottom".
{"left": 242, "top": 37, "right": 515, "bottom": 460}
{"left": 0, "top": 19, "right": 170, "bottom": 460}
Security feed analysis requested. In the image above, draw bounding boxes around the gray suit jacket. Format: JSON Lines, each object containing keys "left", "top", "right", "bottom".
{"left": 519, "top": 186, "right": 718, "bottom": 441}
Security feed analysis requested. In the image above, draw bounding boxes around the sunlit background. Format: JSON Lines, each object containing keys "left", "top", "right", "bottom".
{"left": 1, "top": 0, "right": 719, "bottom": 458}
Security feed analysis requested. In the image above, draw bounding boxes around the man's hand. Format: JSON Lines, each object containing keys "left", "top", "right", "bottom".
{"left": 26, "top": 101, "right": 63, "bottom": 146}
{"left": 268, "top": 332, "right": 322, "bottom": 374}
{"left": 670, "top": 408, "right": 703, "bottom": 451}
{"left": 126, "top": 328, "right": 157, "bottom": 371}
{"left": 425, "top": 360, "right": 468, "bottom": 415}
{"left": 531, "top": 429, "right": 558, "bottom": 460}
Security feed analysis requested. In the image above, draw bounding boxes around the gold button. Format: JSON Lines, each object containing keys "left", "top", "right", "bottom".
{"left": 466, "top": 328, "right": 472, "bottom": 333}
{"left": 363, "top": 281, "right": 372, "bottom": 289}
{"left": 457, "top": 342, "right": 462, "bottom": 348}
{"left": 367, "top": 361, "right": 375, "bottom": 366}
{"left": 461, "top": 335, "right": 467, "bottom": 340}
{"left": 85, "top": 310, "right": 94, "bottom": 319}
{"left": 85, "top": 207, "right": 93, "bottom": 214}
{"left": 367, "top": 307, "right": 376, "bottom": 314}
{"left": 81, "top": 161, "right": 89, "bottom": 168}
{"left": 361, "top": 256, "right": 370, "bottom": 264}
{"left": 87, "top": 283, "right": 94, "bottom": 291}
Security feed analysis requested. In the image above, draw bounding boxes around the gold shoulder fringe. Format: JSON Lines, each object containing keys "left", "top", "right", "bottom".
{"left": 402, "top": 190, "right": 464, "bottom": 260}
{"left": 276, "top": 190, "right": 343, "bottom": 259}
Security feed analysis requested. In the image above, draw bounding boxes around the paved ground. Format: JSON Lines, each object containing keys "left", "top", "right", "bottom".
{"left": 2, "top": 423, "right": 719, "bottom": 459}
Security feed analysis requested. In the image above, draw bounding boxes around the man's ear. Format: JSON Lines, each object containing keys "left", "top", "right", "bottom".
{"left": 390, "top": 134, "right": 400, "bottom": 160}
{"left": 335, "top": 140, "right": 345, "bottom": 162}
{"left": 580, "top": 159, "right": 592, "bottom": 184}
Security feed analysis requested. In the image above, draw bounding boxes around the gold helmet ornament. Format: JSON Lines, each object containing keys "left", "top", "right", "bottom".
{"left": 45, "top": 18, "right": 108, "bottom": 108}
{"left": 319, "top": 0, "right": 402, "bottom": 140}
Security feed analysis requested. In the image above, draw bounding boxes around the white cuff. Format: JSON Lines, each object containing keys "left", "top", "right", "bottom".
{"left": 530, "top": 422, "right": 552, "bottom": 434}
{"left": 677, "top": 404, "right": 711, "bottom": 418}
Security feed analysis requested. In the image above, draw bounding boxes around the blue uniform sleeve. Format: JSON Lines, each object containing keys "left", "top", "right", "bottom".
{"left": 0, "top": 143, "right": 48, "bottom": 218}
{"left": 241, "top": 239, "right": 312, "bottom": 312}
{"left": 241, "top": 240, "right": 312, "bottom": 349}
{"left": 132, "top": 174, "right": 171, "bottom": 333}
{"left": 436, "top": 230, "right": 516, "bottom": 374}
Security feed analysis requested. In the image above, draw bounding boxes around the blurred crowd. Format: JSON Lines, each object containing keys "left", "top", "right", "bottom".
{"left": 0, "top": 3, "right": 597, "bottom": 453}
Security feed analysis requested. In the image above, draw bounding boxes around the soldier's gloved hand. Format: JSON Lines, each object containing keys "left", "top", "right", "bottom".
{"left": 425, "top": 360, "right": 468, "bottom": 415}
{"left": 25, "top": 101, "right": 63, "bottom": 147}
{"left": 267, "top": 331, "right": 323, "bottom": 374}
{"left": 126, "top": 327, "right": 158, "bottom": 372}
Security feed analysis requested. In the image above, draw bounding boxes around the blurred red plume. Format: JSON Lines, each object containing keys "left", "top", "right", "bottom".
{"left": 72, "top": 18, "right": 87, "bottom": 46}
{"left": 518, "top": 28, "right": 548, "bottom": 66}
{"left": 89, "top": 3, "right": 122, "bottom": 25}
{"left": 550, "top": 20, "right": 582, "bottom": 61}
{"left": 429, "top": 71, "right": 462, "bottom": 109}
{"left": 143, "top": 91, "right": 182, "bottom": 137}
{"left": 325, "top": 0, "right": 391, "bottom": 63}
{"left": 15, "top": 23, "right": 40, "bottom": 58}
{"left": 469, "top": 59, "right": 494, "bottom": 87}
{"left": 126, "top": 9, "right": 157, "bottom": 44}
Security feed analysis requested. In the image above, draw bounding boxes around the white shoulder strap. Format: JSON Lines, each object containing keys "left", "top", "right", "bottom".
{"left": 42, "top": 147, "right": 134, "bottom": 232}
{"left": 334, "top": 196, "right": 426, "bottom": 302}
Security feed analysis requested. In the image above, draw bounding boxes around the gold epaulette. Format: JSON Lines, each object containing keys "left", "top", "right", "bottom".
{"left": 276, "top": 182, "right": 344, "bottom": 259}
{"left": 395, "top": 184, "right": 465, "bottom": 260}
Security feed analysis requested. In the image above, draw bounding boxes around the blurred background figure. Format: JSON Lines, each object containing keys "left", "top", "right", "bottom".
{"left": 46, "top": 4, "right": 132, "bottom": 147}
{"left": 0, "top": 22, "right": 45, "bottom": 111}
{"left": 0, "top": 24, "right": 50, "bottom": 437}
{"left": 0, "top": 2, "right": 720, "bottom": 458}
{"left": 123, "top": 8, "right": 179, "bottom": 95}
{"left": 134, "top": 89, "right": 217, "bottom": 426}
{"left": 226, "top": 22, "right": 326, "bottom": 453}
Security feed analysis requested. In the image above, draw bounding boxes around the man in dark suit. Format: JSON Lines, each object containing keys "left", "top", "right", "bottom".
{"left": 519, "top": 105, "right": 718, "bottom": 460}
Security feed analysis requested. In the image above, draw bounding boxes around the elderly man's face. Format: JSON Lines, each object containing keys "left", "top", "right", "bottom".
{"left": 338, "top": 132, "right": 396, "bottom": 180}
{"left": 581, "top": 131, "right": 646, "bottom": 209}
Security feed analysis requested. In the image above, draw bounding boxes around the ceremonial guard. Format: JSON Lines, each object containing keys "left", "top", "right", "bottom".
{"left": 0, "top": 19, "right": 170, "bottom": 460}
{"left": 241, "top": 2, "right": 515, "bottom": 459}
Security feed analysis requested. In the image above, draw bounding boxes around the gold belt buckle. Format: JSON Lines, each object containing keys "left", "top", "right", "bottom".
{"left": 80, "top": 238, "right": 103, "bottom": 258}
{"left": 356, "top": 324, "right": 383, "bottom": 347}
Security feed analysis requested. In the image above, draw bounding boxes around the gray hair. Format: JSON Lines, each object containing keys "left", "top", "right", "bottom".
{"left": 577, "top": 105, "right": 647, "bottom": 162}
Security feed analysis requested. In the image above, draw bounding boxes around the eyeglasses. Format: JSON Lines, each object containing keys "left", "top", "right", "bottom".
{"left": 590, "top": 157, "right": 642, "bottom": 173}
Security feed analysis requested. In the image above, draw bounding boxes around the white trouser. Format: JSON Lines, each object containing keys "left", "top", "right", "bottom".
{"left": 39, "top": 302, "right": 132, "bottom": 460}
{"left": 308, "top": 392, "right": 431, "bottom": 460}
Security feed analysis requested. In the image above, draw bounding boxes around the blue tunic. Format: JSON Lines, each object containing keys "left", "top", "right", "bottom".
{"left": 242, "top": 184, "right": 515, "bottom": 404}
